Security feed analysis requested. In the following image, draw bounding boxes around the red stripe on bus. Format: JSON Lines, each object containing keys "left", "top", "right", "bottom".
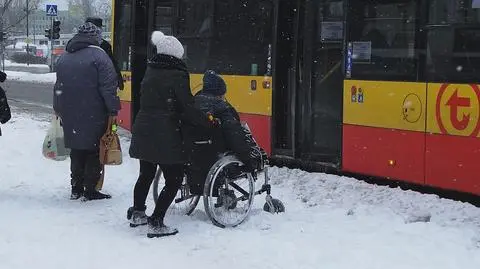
{"left": 426, "top": 133, "right": 480, "bottom": 195}
{"left": 238, "top": 113, "right": 271, "bottom": 155}
{"left": 118, "top": 101, "right": 131, "bottom": 131}
{"left": 342, "top": 124, "right": 425, "bottom": 185}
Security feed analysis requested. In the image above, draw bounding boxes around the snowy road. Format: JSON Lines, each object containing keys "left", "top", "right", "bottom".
{"left": 1, "top": 112, "right": 479, "bottom": 269}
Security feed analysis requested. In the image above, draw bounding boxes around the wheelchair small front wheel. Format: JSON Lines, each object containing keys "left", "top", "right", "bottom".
{"left": 263, "top": 197, "right": 285, "bottom": 213}
{"left": 203, "top": 155, "right": 255, "bottom": 228}
{"left": 152, "top": 167, "right": 200, "bottom": 216}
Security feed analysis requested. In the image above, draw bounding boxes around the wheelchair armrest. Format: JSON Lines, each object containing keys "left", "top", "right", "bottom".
{"left": 194, "top": 140, "right": 213, "bottom": 145}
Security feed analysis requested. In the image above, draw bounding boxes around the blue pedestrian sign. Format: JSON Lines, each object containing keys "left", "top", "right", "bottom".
{"left": 474, "top": 0, "right": 480, "bottom": 8}
{"left": 46, "top": 4, "right": 58, "bottom": 16}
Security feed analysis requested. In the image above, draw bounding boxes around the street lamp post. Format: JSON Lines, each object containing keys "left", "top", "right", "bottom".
{"left": 26, "top": 0, "right": 29, "bottom": 66}
{"left": 0, "top": 21, "right": 4, "bottom": 72}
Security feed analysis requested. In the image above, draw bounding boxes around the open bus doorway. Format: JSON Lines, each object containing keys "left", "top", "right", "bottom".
{"left": 272, "top": 0, "right": 344, "bottom": 166}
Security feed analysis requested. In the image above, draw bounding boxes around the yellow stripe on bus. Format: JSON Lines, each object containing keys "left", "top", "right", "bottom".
{"left": 190, "top": 74, "right": 272, "bottom": 116}
{"left": 117, "top": 72, "right": 272, "bottom": 116}
{"left": 117, "top": 71, "right": 132, "bottom": 102}
{"left": 343, "top": 80, "right": 427, "bottom": 132}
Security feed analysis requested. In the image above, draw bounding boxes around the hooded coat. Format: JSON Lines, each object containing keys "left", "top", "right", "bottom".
{"left": 53, "top": 32, "right": 120, "bottom": 150}
{"left": 184, "top": 82, "right": 264, "bottom": 194}
{"left": 128, "top": 54, "right": 212, "bottom": 164}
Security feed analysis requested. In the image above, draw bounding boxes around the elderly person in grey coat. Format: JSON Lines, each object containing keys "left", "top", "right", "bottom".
{"left": 53, "top": 22, "right": 120, "bottom": 201}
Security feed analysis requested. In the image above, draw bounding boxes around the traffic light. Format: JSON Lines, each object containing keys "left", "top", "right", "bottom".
{"left": 44, "top": 28, "right": 52, "bottom": 39}
{"left": 52, "top": 19, "right": 61, "bottom": 40}
{"left": 0, "top": 32, "right": 7, "bottom": 42}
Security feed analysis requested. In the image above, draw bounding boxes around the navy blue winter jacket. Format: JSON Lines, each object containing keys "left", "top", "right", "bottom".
{"left": 53, "top": 34, "right": 120, "bottom": 150}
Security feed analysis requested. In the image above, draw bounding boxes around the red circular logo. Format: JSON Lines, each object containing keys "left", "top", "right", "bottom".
{"left": 435, "top": 84, "right": 480, "bottom": 137}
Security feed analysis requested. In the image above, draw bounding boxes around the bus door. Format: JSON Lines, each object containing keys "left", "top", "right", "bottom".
{"left": 271, "top": 0, "right": 302, "bottom": 158}
{"left": 298, "top": 0, "right": 344, "bottom": 164}
{"left": 131, "top": 0, "right": 177, "bottom": 121}
{"left": 147, "top": 0, "right": 177, "bottom": 58}
{"left": 271, "top": 0, "right": 344, "bottom": 165}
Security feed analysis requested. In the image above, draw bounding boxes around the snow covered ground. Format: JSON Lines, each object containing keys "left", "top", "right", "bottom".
{"left": 1, "top": 109, "right": 480, "bottom": 269}
{"left": 3, "top": 70, "right": 56, "bottom": 84}
{"left": 2, "top": 59, "right": 49, "bottom": 69}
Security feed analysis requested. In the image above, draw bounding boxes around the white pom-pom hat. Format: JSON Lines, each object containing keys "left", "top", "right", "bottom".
{"left": 151, "top": 31, "right": 184, "bottom": 59}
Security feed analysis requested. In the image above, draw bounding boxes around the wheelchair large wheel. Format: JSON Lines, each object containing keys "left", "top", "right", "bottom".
{"left": 203, "top": 155, "right": 255, "bottom": 228}
{"left": 152, "top": 167, "right": 200, "bottom": 216}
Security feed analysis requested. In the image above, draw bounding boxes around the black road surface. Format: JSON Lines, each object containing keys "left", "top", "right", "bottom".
{"left": 2, "top": 80, "right": 54, "bottom": 116}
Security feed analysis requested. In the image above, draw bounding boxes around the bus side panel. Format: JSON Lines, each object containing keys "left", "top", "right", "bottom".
{"left": 425, "top": 134, "right": 480, "bottom": 195}
{"left": 238, "top": 113, "right": 271, "bottom": 155}
{"left": 342, "top": 124, "right": 425, "bottom": 184}
{"left": 342, "top": 80, "right": 427, "bottom": 185}
{"left": 118, "top": 101, "right": 132, "bottom": 131}
{"left": 118, "top": 71, "right": 132, "bottom": 130}
{"left": 425, "top": 83, "right": 480, "bottom": 195}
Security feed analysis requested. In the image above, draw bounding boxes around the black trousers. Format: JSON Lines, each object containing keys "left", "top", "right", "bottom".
{"left": 70, "top": 149, "right": 102, "bottom": 191}
{"left": 133, "top": 160, "right": 184, "bottom": 222}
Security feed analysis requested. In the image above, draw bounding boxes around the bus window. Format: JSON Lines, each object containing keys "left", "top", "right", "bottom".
{"left": 155, "top": 5, "right": 175, "bottom": 35}
{"left": 176, "top": 0, "right": 214, "bottom": 73}
{"left": 178, "top": 0, "right": 213, "bottom": 38}
{"left": 114, "top": 0, "right": 132, "bottom": 71}
{"left": 426, "top": 0, "right": 480, "bottom": 83}
{"left": 208, "top": 0, "right": 274, "bottom": 76}
{"left": 346, "top": 0, "right": 418, "bottom": 81}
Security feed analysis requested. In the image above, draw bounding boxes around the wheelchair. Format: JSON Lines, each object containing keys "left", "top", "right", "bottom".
{"left": 151, "top": 124, "right": 285, "bottom": 228}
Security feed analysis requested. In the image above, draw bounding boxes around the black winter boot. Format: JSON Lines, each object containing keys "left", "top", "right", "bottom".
{"left": 70, "top": 185, "right": 84, "bottom": 200}
{"left": 127, "top": 206, "right": 148, "bottom": 227}
{"left": 146, "top": 217, "right": 178, "bottom": 238}
{"left": 82, "top": 189, "right": 112, "bottom": 201}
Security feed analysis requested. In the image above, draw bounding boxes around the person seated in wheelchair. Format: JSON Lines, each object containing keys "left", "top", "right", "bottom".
{"left": 184, "top": 70, "right": 265, "bottom": 195}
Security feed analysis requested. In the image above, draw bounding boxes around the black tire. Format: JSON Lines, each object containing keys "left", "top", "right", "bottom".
{"left": 263, "top": 198, "right": 285, "bottom": 213}
{"left": 203, "top": 155, "right": 255, "bottom": 228}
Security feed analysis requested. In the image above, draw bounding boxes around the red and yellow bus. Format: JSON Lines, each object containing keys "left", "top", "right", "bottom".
{"left": 111, "top": 0, "right": 480, "bottom": 197}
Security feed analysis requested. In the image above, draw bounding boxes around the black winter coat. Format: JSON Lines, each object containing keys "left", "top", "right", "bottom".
{"left": 185, "top": 91, "right": 263, "bottom": 193}
{"left": 0, "top": 86, "right": 11, "bottom": 125}
{"left": 128, "top": 54, "right": 212, "bottom": 164}
{"left": 0, "top": 84, "right": 12, "bottom": 136}
{"left": 100, "top": 39, "right": 124, "bottom": 91}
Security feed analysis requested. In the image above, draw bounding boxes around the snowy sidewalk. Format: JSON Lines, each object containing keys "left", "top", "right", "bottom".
{"left": 3, "top": 70, "right": 56, "bottom": 84}
{"left": 2, "top": 59, "right": 50, "bottom": 74}
{"left": 0, "top": 112, "right": 479, "bottom": 269}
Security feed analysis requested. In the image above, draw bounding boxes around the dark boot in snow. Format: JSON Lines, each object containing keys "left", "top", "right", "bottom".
{"left": 146, "top": 217, "right": 178, "bottom": 238}
{"left": 82, "top": 189, "right": 112, "bottom": 201}
{"left": 127, "top": 206, "right": 148, "bottom": 227}
{"left": 70, "top": 185, "right": 84, "bottom": 200}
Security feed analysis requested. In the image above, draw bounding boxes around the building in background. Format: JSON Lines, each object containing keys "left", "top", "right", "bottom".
{"left": 15, "top": 9, "right": 112, "bottom": 37}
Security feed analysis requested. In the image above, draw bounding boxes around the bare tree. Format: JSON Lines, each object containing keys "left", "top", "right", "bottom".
{"left": 0, "top": 0, "right": 16, "bottom": 17}
{"left": 81, "top": 0, "right": 93, "bottom": 17}
{"left": 96, "top": 1, "right": 111, "bottom": 19}
{"left": 68, "top": 0, "right": 97, "bottom": 19}
{"left": 1, "top": 0, "right": 40, "bottom": 31}
{"left": 69, "top": 0, "right": 111, "bottom": 18}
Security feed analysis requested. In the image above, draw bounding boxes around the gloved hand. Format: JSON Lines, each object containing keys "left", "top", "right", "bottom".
{"left": 118, "top": 77, "right": 125, "bottom": 91}
{"left": 206, "top": 112, "right": 221, "bottom": 127}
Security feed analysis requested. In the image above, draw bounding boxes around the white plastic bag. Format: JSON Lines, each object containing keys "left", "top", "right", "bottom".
{"left": 42, "top": 116, "right": 70, "bottom": 161}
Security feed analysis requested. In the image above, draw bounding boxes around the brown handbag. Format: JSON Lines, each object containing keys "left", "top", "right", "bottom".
{"left": 99, "top": 116, "right": 123, "bottom": 165}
